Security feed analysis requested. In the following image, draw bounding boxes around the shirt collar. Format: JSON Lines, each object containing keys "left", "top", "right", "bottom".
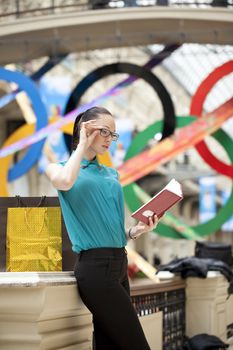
{"left": 81, "top": 157, "right": 100, "bottom": 168}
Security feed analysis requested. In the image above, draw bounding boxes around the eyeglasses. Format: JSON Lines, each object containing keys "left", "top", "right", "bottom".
{"left": 99, "top": 128, "right": 119, "bottom": 141}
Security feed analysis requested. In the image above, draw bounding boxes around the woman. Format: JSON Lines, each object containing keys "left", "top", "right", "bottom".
{"left": 46, "top": 106, "right": 158, "bottom": 350}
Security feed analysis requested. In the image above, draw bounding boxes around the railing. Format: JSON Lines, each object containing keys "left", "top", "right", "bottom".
{"left": 131, "top": 279, "right": 186, "bottom": 350}
{"left": 227, "top": 323, "right": 233, "bottom": 340}
{"left": 0, "top": 0, "right": 232, "bottom": 21}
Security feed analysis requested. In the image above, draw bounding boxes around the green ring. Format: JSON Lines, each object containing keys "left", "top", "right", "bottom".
{"left": 123, "top": 116, "right": 233, "bottom": 239}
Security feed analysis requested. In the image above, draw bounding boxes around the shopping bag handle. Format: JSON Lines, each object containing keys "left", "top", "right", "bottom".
{"left": 15, "top": 195, "right": 47, "bottom": 208}
{"left": 24, "top": 207, "right": 47, "bottom": 235}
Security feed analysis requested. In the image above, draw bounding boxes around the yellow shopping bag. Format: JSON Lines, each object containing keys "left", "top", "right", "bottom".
{"left": 6, "top": 205, "right": 62, "bottom": 272}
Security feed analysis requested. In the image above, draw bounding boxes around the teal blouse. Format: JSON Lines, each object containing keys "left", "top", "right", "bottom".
{"left": 58, "top": 157, "right": 127, "bottom": 253}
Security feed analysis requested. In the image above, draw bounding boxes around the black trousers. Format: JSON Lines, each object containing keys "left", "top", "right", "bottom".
{"left": 74, "top": 247, "right": 151, "bottom": 350}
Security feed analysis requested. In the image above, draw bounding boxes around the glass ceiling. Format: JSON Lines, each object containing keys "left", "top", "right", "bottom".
{"left": 148, "top": 43, "right": 233, "bottom": 136}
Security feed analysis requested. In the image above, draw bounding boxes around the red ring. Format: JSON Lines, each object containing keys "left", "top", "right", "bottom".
{"left": 190, "top": 60, "right": 233, "bottom": 178}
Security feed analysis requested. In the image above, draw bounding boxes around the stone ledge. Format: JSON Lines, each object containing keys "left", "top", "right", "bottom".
{"left": 0, "top": 272, "right": 76, "bottom": 288}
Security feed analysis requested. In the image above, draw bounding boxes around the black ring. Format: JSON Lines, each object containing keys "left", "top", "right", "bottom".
{"left": 63, "top": 62, "right": 175, "bottom": 150}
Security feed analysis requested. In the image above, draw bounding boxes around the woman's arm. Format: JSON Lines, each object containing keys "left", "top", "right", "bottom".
{"left": 46, "top": 120, "right": 99, "bottom": 191}
{"left": 45, "top": 143, "right": 85, "bottom": 191}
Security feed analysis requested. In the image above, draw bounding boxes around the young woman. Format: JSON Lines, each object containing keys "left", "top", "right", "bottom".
{"left": 46, "top": 106, "right": 158, "bottom": 350}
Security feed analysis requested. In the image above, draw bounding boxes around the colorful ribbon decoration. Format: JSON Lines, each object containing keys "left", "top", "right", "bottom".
{"left": 118, "top": 97, "right": 233, "bottom": 186}
{"left": 0, "top": 45, "right": 178, "bottom": 160}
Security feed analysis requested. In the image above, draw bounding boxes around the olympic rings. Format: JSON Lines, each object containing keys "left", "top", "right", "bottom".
{"left": 124, "top": 116, "right": 233, "bottom": 239}
{"left": 1, "top": 60, "right": 232, "bottom": 238}
{"left": 190, "top": 60, "right": 233, "bottom": 178}
{"left": 0, "top": 67, "right": 48, "bottom": 181}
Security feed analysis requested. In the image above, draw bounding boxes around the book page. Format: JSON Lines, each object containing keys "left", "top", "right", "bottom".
{"left": 165, "top": 178, "right": 182, "bottom": 196}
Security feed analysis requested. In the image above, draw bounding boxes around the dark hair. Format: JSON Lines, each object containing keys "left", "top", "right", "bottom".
{"left": 72, "top": 106, "right": 112, "bottom": 151}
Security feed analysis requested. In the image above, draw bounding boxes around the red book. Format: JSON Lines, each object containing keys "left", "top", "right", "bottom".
{"left": 131, "top": 179, "right": 183, "bottom": 225}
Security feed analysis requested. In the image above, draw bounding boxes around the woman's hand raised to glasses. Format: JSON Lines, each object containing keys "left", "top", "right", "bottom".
{"left": 79, "top": 120, "right": 100, "bottom": 150}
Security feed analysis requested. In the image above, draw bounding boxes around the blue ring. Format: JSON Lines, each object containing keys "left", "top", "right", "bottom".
{"left": 0, "top": 67, "right": 48, "bottom": 181}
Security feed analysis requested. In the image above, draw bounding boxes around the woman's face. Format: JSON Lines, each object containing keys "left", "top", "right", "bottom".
{"left": 89, "top": 114, "right": 116, "bottom": 154}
